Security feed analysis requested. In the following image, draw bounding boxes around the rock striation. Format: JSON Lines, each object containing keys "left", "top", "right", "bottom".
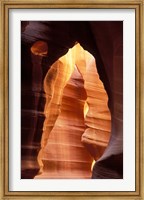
{"left": 21, "top": 21, "right": 123, "bottom": 179}
{"left": 35, "top": 44, "right": 111, "bottom": 179}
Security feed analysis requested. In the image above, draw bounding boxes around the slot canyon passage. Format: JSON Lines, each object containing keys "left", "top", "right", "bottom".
{"left": 21, "top": 21, "right": 123, "bottom": 179}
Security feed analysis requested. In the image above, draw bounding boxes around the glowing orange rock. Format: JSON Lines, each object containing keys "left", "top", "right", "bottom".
{"left": 35, "top": 44, "right": 111, "bottom": 179}
{"left": 31, "top": 40, "right": 48, "bottom": 56}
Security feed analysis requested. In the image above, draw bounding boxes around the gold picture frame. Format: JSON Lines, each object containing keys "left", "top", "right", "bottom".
{"left": 0, "top": 0, "right": 143, "bottom": 199}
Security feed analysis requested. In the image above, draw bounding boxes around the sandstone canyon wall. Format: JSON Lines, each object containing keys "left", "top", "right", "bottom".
{"left": 21, "top": 21, "right": 123, "bottom": 179}
{"left": 35, "top": 44, "right": 111, "bottom": 178}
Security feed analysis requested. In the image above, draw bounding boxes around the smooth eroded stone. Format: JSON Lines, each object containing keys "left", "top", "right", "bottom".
{"left": 35, "top": 44, "right": 111, "bottom": 179}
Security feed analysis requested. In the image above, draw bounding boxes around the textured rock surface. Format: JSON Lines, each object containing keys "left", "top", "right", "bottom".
{"left": 35, "top": 44, "right": 110, "bottom": 179}
{"left": 21, "top": 21, "right": 123, "bottom": 179}
{"left": 21, "top": 48, "right": 45, "bottom": 178}
{"left": 36, "top": 65, "right": 92, "bottom": 178}
{"left": 75, "top": 45, "right": 111, "bottom": 161}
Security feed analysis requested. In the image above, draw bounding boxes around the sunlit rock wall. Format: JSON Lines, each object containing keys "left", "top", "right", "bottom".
{"left": 21, "top": 21, "right": 123, "bottom": 179}
{"left": 35, "top": 44, "right": 111, "bottom": 179}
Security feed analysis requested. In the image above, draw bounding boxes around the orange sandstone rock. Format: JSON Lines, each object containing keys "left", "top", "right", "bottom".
{"left": 35, "top": 44, "right": 111, "bottom": 179}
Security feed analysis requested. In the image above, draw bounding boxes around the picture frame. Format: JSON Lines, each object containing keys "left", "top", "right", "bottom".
{"left": 0, "top": 0, "right": 143, "bottom": 199}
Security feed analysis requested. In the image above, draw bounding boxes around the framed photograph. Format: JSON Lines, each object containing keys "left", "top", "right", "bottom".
{"left": 0, "top": 0, "right": 143, "bottom": 199}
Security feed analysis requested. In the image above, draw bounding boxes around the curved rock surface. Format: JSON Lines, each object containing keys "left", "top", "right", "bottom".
{"left": 35, "top": 44, "right": 111, "bottom": 179}
{"left": 21, "top": 21, "right": 123, "bottom": 179}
